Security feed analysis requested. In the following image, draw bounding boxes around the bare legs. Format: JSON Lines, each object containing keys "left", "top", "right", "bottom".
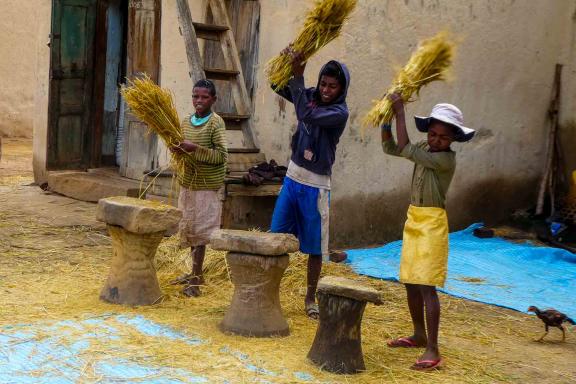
{"left": 403, "top": 283, "right": 441, "bottom": 361}
{"left": 182, "top": 245, "right": 206, "bottom": 297}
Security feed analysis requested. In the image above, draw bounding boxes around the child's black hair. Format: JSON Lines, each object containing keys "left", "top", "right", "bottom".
{"left": 319, "top": 62, "right": 346, "bottom": 88}
{"left": 193, "top": 79, "right": 216, "bottom": 96}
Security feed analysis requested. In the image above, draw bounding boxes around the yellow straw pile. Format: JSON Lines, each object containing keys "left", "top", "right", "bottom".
{"left": 363, "top": 31, "right": 455, "bottom": 127}
{"left": 121, "top": 75, "right": 188, "bottom": 177}
{"left": 266, "top": 0, "right": 357, "bottom": 90}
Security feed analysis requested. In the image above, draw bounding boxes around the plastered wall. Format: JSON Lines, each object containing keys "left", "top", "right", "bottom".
{"left": 25, "top": 0, "right": 576, "bottom": 246}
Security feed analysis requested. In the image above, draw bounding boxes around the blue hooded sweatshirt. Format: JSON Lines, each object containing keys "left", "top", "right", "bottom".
{"left": 274, "top": 60, "right": 350, "bottom": 176}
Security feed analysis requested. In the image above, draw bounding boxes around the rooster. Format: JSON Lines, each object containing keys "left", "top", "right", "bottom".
{"left": 528, "top": 306, "right": 575, "bottom": 342}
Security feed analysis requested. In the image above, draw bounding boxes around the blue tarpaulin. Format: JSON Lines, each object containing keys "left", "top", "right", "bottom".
{"left": 0, "top": 315, "right": 316, "bottom": 383}
{"left": 346, "top": 223, "right": 576, "bottom": 319}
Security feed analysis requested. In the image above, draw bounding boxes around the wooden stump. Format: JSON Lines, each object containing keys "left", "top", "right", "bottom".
{"left": 220, "top": 252, "right": 290, "bottom": 337}
{"left": 307, "top": 276, "right": 383, "bottom": 374}
{"left": 96, "top": 196, "right": 182, "bottom": 306}
{"left": 100, "top": 225, "right": 164, "bottom": 305}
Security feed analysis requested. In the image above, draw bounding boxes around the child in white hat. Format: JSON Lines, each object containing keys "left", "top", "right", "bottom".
{"left": 382, "top": 93, "right": 475, "bottom": 371}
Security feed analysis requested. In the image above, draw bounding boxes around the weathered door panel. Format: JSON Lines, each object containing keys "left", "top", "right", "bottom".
{"left": 48, "top": 0, "right": 97, "bottom": 170}
{"left": 120, "top": 0, "right": 161, "bottom": 180}
{"left": 102, "top": 0, "right": 125, "bottom": 164}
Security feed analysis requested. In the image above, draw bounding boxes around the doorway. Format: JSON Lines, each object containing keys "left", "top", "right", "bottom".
{"left": 47, "top": 0, "right": 160, "bottom": 175}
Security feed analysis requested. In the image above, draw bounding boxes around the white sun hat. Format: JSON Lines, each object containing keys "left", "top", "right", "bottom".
{"left": 414, "top": 103, "right": 475, "bottom": 142}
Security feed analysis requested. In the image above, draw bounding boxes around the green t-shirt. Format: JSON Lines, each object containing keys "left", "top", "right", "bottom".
{"left": 383, "top": 139, "right": 456, "bottom": 208}
{"left": 177, "top": 113, "right": 228, "bottom": 190}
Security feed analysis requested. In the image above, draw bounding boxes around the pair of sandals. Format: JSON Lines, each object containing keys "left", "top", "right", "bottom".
{"left": 387, "top": 337, "right": 443, "bottom": 371}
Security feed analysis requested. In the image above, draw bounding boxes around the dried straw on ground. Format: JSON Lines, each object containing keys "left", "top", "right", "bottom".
{"left": 266, "top": 0, "right": 357, "bottom": 90}
{"left": 0, "top": 184, "right": 564, "bottom": 383}
{"left": 363, "top": 31, "right": 455, "bottom": 128}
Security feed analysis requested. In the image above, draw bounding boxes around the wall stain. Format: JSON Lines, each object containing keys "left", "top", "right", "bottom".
{"left": 277, "top": 96, "right": 286, "bottom": 117}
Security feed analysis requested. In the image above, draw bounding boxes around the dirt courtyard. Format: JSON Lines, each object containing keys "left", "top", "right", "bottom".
{"left": 0, "top": 138, "right": 575, "bottom": 383}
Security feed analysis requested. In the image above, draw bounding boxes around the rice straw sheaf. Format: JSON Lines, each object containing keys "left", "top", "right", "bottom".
{"left": 121, "top": 75, "right": 192, "bottom": 182}
{"left": 363, "top": 31, "right": 455, "bottom": 128}
{"left": 266, "top": 0, "right": 357, "bottom": 90}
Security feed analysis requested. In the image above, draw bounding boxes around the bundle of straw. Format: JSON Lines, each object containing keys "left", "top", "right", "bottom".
{"left": 363, "top": 31, "right": 455, "bottom": 127}
{"left": 121, "top": 75, "right": 188, "bottom": 176}
{"left": 266, "top": 0, "right": 357, "bottom": 90}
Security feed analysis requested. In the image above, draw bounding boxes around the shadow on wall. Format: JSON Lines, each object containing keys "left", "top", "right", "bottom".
{"left": 329, "top": 176, "right": 540, "bottom": 249}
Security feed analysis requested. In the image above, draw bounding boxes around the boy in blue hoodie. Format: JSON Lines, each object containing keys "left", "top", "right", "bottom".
{"left": 271, "top": 47, "right": 350, "bottom": 319}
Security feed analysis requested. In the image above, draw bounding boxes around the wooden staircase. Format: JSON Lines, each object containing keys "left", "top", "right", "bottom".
{"left": 176, "top": 0, "right": 258, "bottom": 155}
{"left": 172, "top": 0, "right": 281, "bottom": 230}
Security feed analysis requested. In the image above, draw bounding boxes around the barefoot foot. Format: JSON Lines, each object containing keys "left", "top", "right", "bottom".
{"left": 387, "top": 336, "right": 427, "bottom": 348}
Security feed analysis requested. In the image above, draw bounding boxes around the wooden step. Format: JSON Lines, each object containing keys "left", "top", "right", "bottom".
{"left": 193, "top": 22, "right": 229, "bottom": 32}
{"left": 204, "top": 67, "right": 240, "bottom": 80}
{"left": 218, "top": 112, "right": 250, "bottom": 121}
{"left": 228, "top": 148, "right": 260, "bottom": 154}
{"left": 219, "top": 112, "right": 250, "bottom": 131}
{"left": 192, "top": 22, "right": 229, "bottom": 41}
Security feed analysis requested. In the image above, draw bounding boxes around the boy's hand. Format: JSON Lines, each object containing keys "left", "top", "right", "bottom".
{"left": 171, "top": 140, "right": 198, "bottom": 154}
{"left": 388, "top": 93, "right": 405, "bottom": 116}
{"left": 290, "top": 51, "right": 306, "bottom": 77}
{"left": 280, "top": 44, "right": 293, "bottom": 57}
{"left": 282, "top": 44, "right": 306, "bottom": 78}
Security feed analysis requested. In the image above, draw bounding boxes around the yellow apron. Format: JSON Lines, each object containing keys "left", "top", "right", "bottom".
{"left": 399, "top": 205, "right": 449, "bottom": 287}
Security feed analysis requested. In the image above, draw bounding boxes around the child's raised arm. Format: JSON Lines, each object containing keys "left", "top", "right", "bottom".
{"left": 389, "top": 93, "right": 409, "bottom": 151}
{"left": 381, "top": 93, "right": 409, "bottom": 156}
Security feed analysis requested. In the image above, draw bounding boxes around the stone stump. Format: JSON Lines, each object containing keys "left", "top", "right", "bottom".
{"left": 307, "top": 276, "right": 383, "bottom": 374}
{"left": 97, "top": 196, "right": 182, "bottom": 306}
{"left": 210, "top": 229, "right": 299, "bottom": 337}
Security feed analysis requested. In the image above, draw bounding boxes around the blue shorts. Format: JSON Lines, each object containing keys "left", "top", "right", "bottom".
{"left": 271, "top": 177, "right": 330, "bottom": 256}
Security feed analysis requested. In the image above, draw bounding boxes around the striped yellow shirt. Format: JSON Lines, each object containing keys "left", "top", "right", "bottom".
{"left": 177, "top": 113, "right": 228, "bottom": 190}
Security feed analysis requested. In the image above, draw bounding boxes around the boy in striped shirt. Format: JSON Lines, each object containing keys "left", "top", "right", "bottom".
{"left": 171, "top": 79, "right": 228, "bottom": 297}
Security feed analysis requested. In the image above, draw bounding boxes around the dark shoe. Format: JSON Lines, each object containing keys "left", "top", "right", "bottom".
{"left": 329, "top": 250, "right": 347, "bottom": 263}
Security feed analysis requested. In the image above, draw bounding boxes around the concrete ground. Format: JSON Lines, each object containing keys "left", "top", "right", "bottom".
{"left": 1, "top": 138, "right": 575, "bottom": 383}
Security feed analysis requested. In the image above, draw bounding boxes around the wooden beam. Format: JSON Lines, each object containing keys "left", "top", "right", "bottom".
{"left": 536, "top": 64, "right": 563, "bottom": 216}
{"left": 175, "top": 0, "right": 205, "bottom": 82}
{"left": 225, "top": 183, "right": 282, "bottom": 197}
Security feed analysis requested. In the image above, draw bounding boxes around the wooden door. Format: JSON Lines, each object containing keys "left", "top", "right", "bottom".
{"left": 119, "top": 0, "right": 161, "bottom": 179}
{"left": 47, "top": 0, "right": 97, "bottom": 170}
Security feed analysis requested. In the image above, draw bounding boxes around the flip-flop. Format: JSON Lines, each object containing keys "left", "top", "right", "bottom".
{"left": 305, "top": 303, "right": 320, "bottom": 320}
{"left": 387, "top": 337, "right": 422, "bottom": 348}
{"left": 410, "top": 358, "right": 443, "bottom": 371}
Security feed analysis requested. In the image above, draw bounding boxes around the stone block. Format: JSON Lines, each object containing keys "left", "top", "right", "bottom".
{"left": 97, "top": 196, "right": 182, "bottom": 234}
{"left": 210, "top": 229, "right": 299, "bottom": 256}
